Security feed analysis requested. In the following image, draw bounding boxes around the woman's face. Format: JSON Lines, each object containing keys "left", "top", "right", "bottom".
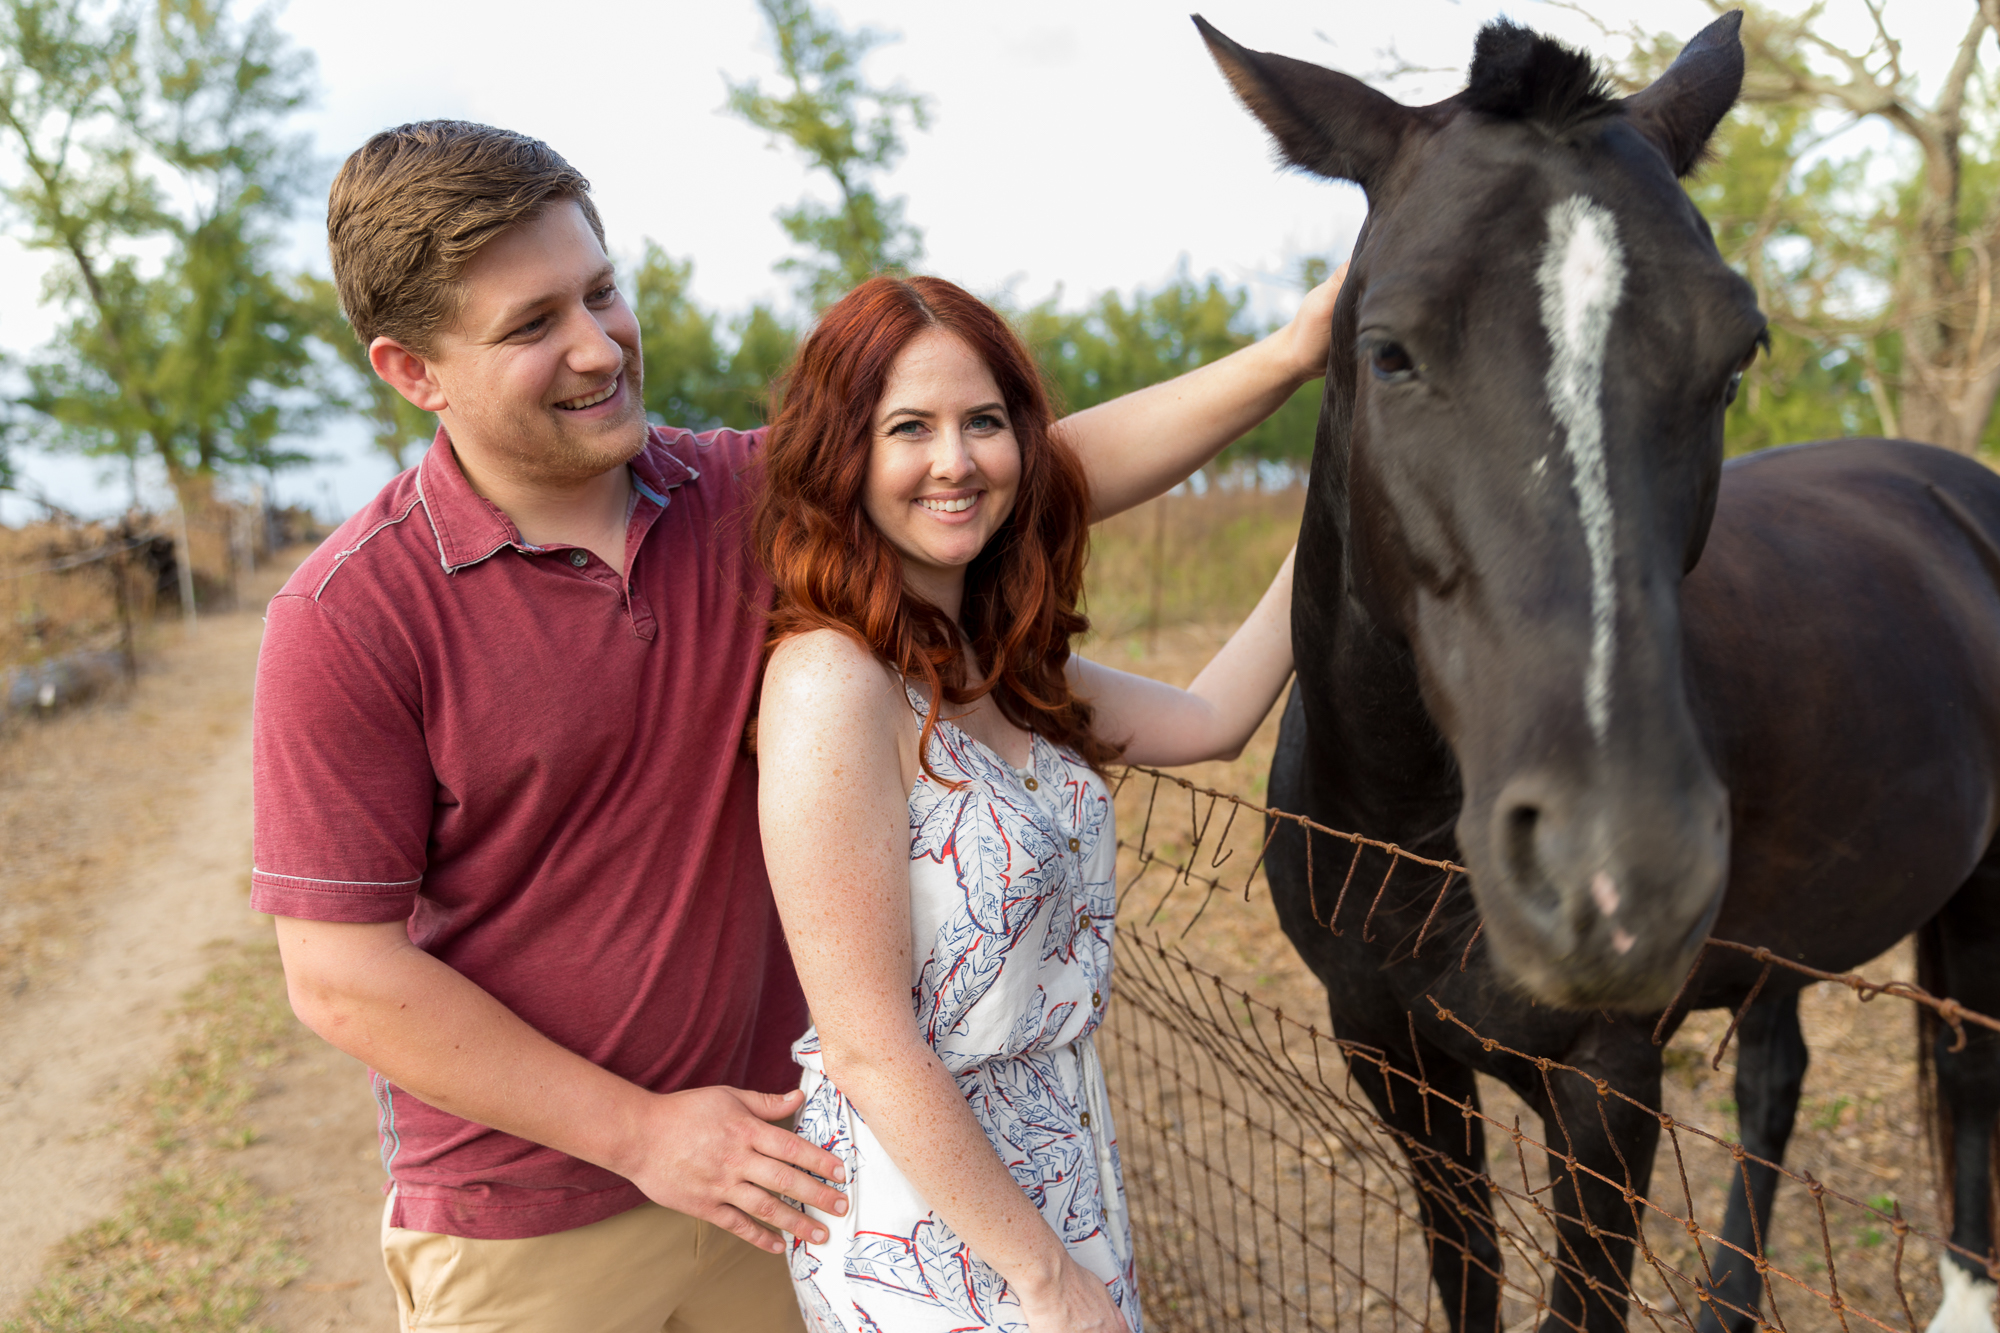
{"left": 863, "top": 328, "right": 1023, "bottom": 611}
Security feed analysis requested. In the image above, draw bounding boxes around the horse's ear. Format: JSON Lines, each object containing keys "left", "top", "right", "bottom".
{"left": 1193, "top": 14, "right": 1422, "bottom": 195}
{"left": 1621, "top": 11, "right": 1744, "bottom": 178}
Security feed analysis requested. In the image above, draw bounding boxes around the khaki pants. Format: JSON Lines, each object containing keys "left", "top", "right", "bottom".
{"left": 381, "top": 1196, "right": 806, "bottom": 1333}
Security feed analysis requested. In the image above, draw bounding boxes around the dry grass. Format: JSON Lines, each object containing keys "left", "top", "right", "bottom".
{"left": 1, "top": 553, "right": 317, "bottom": 1332}
{"left": 0, "top": 501, "right": 300, "bottom": 678}
{"left": 0, "top": 598, "right": 272, "bottom": 999}
{"left": 2, "top": 941, "right": 309, "bottom": 1333}
{"left": 1084, "top": 486, "right": 1305, "bottom": 645}
{"left": 0, "top": 521, "right": 157, "bottom": 675}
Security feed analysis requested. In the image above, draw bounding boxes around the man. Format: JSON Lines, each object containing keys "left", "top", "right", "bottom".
{"left": 254, "top": 119, "right": 1337, "bottom": 1332}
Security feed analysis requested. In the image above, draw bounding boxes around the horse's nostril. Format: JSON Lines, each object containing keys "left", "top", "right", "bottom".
{"left": 1503, "top": 804, "right": 1541, "bottom": 879}
{"left": 1504, "top": 800, "right": 1536, "bottom": 872}
{"left": 1499, "top": 802, "right": 1565, "bottom": 921}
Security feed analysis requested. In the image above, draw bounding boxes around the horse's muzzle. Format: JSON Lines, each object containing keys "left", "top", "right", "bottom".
{"left": 1467, "top": 768, "right": 1731, "bottom": 1012}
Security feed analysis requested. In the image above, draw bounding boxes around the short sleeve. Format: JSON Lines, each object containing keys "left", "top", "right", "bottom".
{"left": 250, "top": 593, "right": 432, "bottom": 923}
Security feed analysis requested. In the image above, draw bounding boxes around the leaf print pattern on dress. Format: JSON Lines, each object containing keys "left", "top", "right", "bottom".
{"left": 784, "top": 688, "right": 1139, "bottom": 1332}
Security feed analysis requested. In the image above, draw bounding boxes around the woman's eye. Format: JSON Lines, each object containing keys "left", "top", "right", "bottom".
{"left": 1368, "top": 342, "right": 1415, "bottom": 382}
{"left": 968, "top": 414, "right": 1003, "bottom": 431}
{"left": 587, "top": 285, "right": 617, "bottom": 306}
{"left": 511, "top": 316, "right": 547, "bottom": 338}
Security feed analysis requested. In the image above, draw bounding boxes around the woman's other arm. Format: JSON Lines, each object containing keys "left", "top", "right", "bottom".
{"left": 1074, "top": 547, "right": 1296, "bottom": 767}
{"left": 758, "top": 632, "right": 1126, "bottom": 1332}
{"left": 1063, "top": 265, "right": 1344, "bottom": 521}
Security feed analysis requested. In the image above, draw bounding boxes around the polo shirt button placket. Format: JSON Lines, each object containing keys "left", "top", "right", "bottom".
{"left": 569, "top": 550, "right": 588, "bottom": 568}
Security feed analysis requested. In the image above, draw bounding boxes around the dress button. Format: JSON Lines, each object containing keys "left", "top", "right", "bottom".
{"left": 1090, "top": 990, "right": 1101, "bottom": 1008}
{"left": 1079, "top": 1111, "right": 1092, "bottom": 1128}
{"left": 1068, "top": 837, "right": 1080, "bottom": 852}
{"left": 1023, "top": 776, "right": 1038, "bottom": 791}
{"left": 568, "top": 550, "right": 588, "bottom": 567}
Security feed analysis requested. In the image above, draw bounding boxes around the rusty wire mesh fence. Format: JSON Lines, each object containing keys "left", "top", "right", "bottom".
{"left": 1099, "top": 764, "right": 1987, "bottom": 1332}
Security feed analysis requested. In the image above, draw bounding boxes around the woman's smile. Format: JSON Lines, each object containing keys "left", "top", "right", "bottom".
{"left": 916, "top": 490, "right": 981, "bottom": 516}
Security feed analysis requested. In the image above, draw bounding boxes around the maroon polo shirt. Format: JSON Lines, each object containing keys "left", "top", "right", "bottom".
{"left": 250, "top": 425, "right": 807, "bottom": 1240}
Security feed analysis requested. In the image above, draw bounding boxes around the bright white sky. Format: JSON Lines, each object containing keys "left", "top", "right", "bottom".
{"left": 0, "top": 0, "right": 1983, "bottom": 520}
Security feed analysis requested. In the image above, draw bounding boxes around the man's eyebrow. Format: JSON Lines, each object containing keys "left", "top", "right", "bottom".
{"left": 488, "top": 264, "right": 618, "bottom": 333}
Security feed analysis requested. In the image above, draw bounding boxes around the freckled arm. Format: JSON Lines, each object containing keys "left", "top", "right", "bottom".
{"left": 1072, "top": 546, "right": 1296, "bottom": 766}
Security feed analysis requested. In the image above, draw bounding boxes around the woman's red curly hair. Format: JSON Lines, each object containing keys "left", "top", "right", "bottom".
{"left": 753, "top": 274, "right": 1120, "bottom": 779}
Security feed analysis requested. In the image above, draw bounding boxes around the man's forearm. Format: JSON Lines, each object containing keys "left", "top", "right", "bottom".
{"left": 1062, "top": 264, "right": 1343, "bottom": 521}
{"left": 273, "top": 914, "right": 848, "bottom": 1251}
{"left": 273, "top": 917, "right": 653, "bottom": 1179}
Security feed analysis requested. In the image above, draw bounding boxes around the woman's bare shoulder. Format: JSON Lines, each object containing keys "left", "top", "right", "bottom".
{"left": 763, "top": 628, "right": 906, "bottom": 723}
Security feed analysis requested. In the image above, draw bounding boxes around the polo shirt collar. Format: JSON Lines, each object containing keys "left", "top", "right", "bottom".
{"left": 415, "top": 426, "right": 700, "bottom": 574}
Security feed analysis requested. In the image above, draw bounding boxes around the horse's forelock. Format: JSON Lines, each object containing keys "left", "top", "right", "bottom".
{"left": 1462, "top": 20, "right": 1616, "bottom": 133}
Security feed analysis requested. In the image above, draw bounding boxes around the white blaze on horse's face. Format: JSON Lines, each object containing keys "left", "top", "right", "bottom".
{"left": 1536, "top": 195, "right": 1628, "bottom": 746}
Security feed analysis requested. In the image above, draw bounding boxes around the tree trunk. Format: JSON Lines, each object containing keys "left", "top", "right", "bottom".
{"left": 1897, "top": 345, "right": 2000, "bottom": 453}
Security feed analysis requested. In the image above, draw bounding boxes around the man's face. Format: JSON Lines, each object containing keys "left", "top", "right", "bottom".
{"left": 421, "top": 201, "right": 646, "bottom": 487}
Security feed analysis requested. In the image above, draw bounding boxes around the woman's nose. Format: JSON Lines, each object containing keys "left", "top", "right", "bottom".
{"left": 929, "top": 432, "right": 976, "bottom": 479}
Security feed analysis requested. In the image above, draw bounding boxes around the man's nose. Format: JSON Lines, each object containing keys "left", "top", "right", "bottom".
{"left": 570, "top": 309, "right": 625, "bottom": 374}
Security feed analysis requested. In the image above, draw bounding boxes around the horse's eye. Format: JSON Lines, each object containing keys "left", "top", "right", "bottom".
{"left": 1724, "top": 339, "right": 1762, "bottom": 407}
{"left": 1370, "top": 342, "right": 1416, "bottom": 382}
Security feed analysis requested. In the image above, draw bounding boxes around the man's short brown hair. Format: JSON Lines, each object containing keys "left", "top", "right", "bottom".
{"left": 327, "top": 120, "right": 607, "bottom": 355}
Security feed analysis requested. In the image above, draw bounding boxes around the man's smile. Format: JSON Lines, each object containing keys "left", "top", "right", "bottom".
{"left": 556, "top": 378, "right": 619, "bottom": 410}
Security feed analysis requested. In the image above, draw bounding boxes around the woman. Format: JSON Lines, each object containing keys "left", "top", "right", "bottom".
{"left": 754, "top": 276, "right": 1299, "bottom": 1333}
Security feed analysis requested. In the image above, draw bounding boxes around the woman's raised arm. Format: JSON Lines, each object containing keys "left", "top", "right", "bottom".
{"left": 1062, "top": 266, "right": 1344, "bottom": 521}
{"left": 1072, "top": 546, "right": 1297, "bottom": 768}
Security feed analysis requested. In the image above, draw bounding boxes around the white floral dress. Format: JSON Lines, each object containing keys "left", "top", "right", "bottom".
{"left": 786, "top": 686, "right": 1140, "bottom": 1333}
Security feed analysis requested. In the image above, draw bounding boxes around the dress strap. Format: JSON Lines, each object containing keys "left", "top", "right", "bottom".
{"left": 902, "top": 680, "right": 930, "bottom": 729}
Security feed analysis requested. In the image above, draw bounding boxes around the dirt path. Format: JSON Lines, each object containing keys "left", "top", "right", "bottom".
{"left": 0, "top": 575, "right": 393, "bottom": 1330}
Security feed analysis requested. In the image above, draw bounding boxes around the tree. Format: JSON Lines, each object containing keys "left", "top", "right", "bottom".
{"left": 629, "top": 242, "right": 798, "bottom": 431}
{"left": 0, "top": 0, "right": 323, "bottom": 505}
{"left": 1019, "top": 263, "right": 1323, "bottom": 470}
{"left": 299, "top": 274, "right": 433, "bottom": 474}
{"left": 1725, "top": 0, "right": 2000, "bottom": 453}
{"left": 725, "top": 0, "right": 929, "bottom": 311}
{"left": 1597, "top": 1, "right": 2000, "bottom": 454}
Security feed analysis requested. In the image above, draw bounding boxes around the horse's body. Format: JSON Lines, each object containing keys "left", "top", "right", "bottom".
{"left": 1196, "top": 14, "right": 2000, "bottom": 1333}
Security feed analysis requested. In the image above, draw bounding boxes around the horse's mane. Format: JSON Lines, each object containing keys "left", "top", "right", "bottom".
{"left": 1461, "top": 19, "right": 1616, "bottom": 132}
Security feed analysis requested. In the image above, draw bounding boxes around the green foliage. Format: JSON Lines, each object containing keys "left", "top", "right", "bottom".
{"left": 298, "top": 274, "right": 432, "bottom": 473}
{"left": 0, "top": 0, "right": 325, "bottom": 496}
{"left": 1019, "top": 265, "right": 1321, "bottom": 467}
{"left": 726, "top": 0, "right": 929, "bottom": 311}
{"left": 1635, "top": 0, "right": 2000, "bottom": 453}
{"left": 630, "top": 241, "right": 797, "bottom": 431}
{"left": 1022, "top": 270, "right": 1252, "bottom": 413}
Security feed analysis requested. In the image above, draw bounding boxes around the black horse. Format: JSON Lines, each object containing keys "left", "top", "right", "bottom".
{"left": 1196, "top": 13, "right": 2000, "bottom": 1333}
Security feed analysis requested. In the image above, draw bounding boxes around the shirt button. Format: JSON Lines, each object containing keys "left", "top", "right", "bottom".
{"left": 1068, "top": 837, "right": 1080, "bottom": 852}
{"left": 1090, "top": 990, "right": 1101, "bottom": 1008}
{"left": 1079, "top": 1111, "right": 1092, "bottom": 1128}
{"left": 569, "top": 550, "right": 588, "bottom": 567}
{"left": 1023, "top": 776, "right": 1039, "bottom": 791}
{"left": 1079, "top": 913, "right": 1090, "bottom": 928}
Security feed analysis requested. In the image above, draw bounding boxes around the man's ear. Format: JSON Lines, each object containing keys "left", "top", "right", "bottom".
{"left": 369, "top": 337, "right": 449, "bottom": 413}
